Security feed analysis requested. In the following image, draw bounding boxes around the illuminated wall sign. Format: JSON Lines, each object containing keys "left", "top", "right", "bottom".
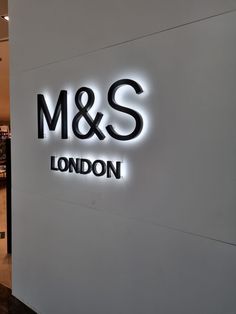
{"left": 51, "top": 156, "right": 121, "bottom": 179}
{"left": 38, "top": 79, "right": 143, "bottom": 141}
{"left": 37, "top": 78, "right": 147, "bottom": 180}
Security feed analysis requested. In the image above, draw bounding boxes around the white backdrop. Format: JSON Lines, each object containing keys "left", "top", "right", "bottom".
{"left": 9, "top": 1, "right": 236, "bottom": 313}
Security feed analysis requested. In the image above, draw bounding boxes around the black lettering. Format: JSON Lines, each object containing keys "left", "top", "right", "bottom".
{"left": 80, "top": 158, "right": 92, "bottom": 174}
{"left": 50, "top": 156, "right": 58, "bottom": 171}
{"left": 37, "top": 91, "right": 68, "bottom": 139}
{"left": 72, "top": 87, "right": 105, "bottom": 140}
{"left": 106, "top": 79, "right": 143, "bottom": 141}
{"left": 68, "top": 158, "right": 80, "bottom": 173}
{"left": 58, "top": 157, "right": 69, "bottom": 172}
{"left": 107, "top": 161, "right": 121, "bottom": 179}
{"left": 92, "top": 160, "right": 106, "bottom": 177}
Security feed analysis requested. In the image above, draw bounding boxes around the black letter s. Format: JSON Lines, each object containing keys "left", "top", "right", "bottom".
{"left": 106, "top": 79, "right": 143, "bottom": 141}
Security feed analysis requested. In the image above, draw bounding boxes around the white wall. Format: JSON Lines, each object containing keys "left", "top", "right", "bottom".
{"left": 9, "top": 1, "right": 236, "bottom": 313}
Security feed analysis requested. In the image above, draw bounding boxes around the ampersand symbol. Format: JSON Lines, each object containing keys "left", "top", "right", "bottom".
{"left": 72, "top": 87, "right": 105, "bottom": 140}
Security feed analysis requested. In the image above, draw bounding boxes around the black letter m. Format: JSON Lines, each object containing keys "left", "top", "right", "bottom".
{"left": 37, "top": 91, "right": 68, "bottom": 139}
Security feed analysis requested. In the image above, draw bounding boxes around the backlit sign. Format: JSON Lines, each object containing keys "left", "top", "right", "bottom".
{"left": 37, "top": 78, "right": 148, "bottom": 180}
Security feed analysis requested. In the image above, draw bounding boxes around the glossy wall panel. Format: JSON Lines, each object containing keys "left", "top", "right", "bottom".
{"left": 9, "top": 1, "right": 236, "bottom": 313}
{"left": 11, "top": 12, "right": 236, "bottom": 243}
{"left": 9, "top": 0, "right": 236, "bottom": 72}
{"left": 13, "top": 189, "right": 236, "bottom": 314}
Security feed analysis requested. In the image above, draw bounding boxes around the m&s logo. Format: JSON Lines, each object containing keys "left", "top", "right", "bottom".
{"left": 37, "top": 79, "right": 144, "bottom": 142}
{"left": 37, "top": 78, "right": 147, "bottom": 180}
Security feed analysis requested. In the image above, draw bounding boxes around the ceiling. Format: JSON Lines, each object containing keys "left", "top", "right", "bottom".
{"left": 0, "top": 0, "right": 8, "bottom": 41}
